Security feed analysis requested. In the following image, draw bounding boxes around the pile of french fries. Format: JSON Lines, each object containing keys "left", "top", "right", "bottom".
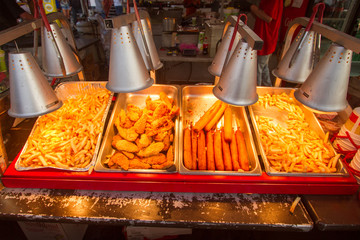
{"left": 255, "top": 93, "right": 339, "bottom": 173}
{"left": 184, "top": 100, "right": 250, "bottom": 171}
{"left": 19, "top": 88, "right": 111, "bottom": 169}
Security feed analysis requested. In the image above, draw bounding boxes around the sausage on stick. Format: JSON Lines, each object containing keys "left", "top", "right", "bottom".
{"left": 224, "top": 106, "right": 233, "bottom": 142}
{"left": 197, "top": 129, "right": 207, "bottom": 170}
{"left": 230, "top": 131, "right": 241, "bottom": 171}
{"left": 193, "top": 100, "right": 222, "bottom": 132}
{"left": 214, "top": 130, "right": 225, "bottom": 170}
{"left": 206, "top": 130, "right": 215, "bottom": 170}
{"left": 191, "top": 128, "right": 198, "bottom": 170}
{"left": 183, "top": 128, "right": 192, "bottom": 170}
{"left": 221, "top": 130, "right": 233, "bottom": 171}
{"left": 204, "top": 102, "right": 228, "bottom": 132}
{"left": 236, "top": 129, "right": 249, "bottom": 171}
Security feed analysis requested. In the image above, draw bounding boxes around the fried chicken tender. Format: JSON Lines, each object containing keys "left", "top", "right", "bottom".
{"left": 116, "top": 109, "right": 134, "bottom": 129}
{"left": 129, "top": 158, "right": 151, "bottom": 169}
{"left": 117, "top": 126, "right": 139, "bottom": 142}
{"left": 133, "top": 110, "right": 147, "bottom": 134}
{"left": 107, "top": 152, "right": 129, "bottom": 170}
{"left": 127, "top": 104, "right": 142, "bottom": 122}
{"left": 162, "top": 133, "right": 171, "bottom": 151}
{"left": 112, "top": 135, "right": 122, "bottom": 149}
{"left": 141, "top": 153, "right": 167, "bottom": 165}
{"left": 108, "top": 92, "right": 178, "bottom": 170}
{"left": 153, "top": 103, "right": 170, "bottom": 119}
{"left": 167, "top": 145, "right": 174, "bottom": 162}
{"left": 137, "top": 142, "right": 164, "bottom": 157}
{"left": 154, "top": 130, "right": 168, "bottom": 142}
{"left": 113, "top": 139, "right": 139, "bottom": 153}
{"left": 146, "top": 96, "right": 162, "bottom": 111}
{"left": 160, "top": 92, "right": 173, "bottom": 109}
{"left": 121, "top": 151, "right": 135, "bottom": 159}
{"left": 152, "top": 160, "right": 174, "bottom": 169}
{"left": 136, "top": 134, "right": 152, "bottom": 149}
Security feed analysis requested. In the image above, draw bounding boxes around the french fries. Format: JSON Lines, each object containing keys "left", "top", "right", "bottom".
{"left": 19, "top": 88, "right": 111, "bottom": 169}
{"left": 256, "top": 93, "right": 336, "bottom": 173}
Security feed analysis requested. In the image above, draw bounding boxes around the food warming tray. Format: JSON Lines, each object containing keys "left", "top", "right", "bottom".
{"left": 15, "top": 81, "right": 113, "bottom": 172}
{"left": 249, "top": 87, "right": 349, "bottom": 177}
{"left": 179, "top": 85, "right": 262, "bottom": 175}
{"left": 94, "top": 84, "right": 180, "bottom": 173}
{"left": 2, "top": 86, "right": 358, "bottom": 195}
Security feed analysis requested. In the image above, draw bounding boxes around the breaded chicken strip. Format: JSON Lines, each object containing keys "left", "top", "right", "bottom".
{"left": 113, "top": 139, "right": 139, "bottom": 153}
{"left": 137, "top": 142, "right": 164, "bottom": 157}
{"left": 107, "top": 152, "right": 129, "bottom": 170}
{"left": 118, "top": 126, "right": 138, "bottom": 142}
{"left": 141, "top": 153, "right": 167, "bottom": 165}
{"left": 127, "top": 104, "right": 142, "bottom": 122}
{"left": 133, "top": 110, "right": 147, "bottom": 134}
{"left": 136, "top": 134, "right": 152, "bottom": 149}
{"left": 129, "top": 158, "right": 151, "bottom": 169}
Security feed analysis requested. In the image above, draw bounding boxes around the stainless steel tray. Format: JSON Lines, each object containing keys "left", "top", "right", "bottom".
{"left": 95, "top": 84, "right": 180, "bottom": 173}
{"left": 15, "top": 81, "right": 113, "bottom": 171}
{"left": 248, "top": 87, "right": 349, "bottom": 177}
{"left": 179, "top": 85, "right": 262, "bottom": 176}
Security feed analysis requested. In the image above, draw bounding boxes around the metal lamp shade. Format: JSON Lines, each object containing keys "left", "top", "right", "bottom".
{"left": 107, "top": 25, "right": 154, "bottom": 93}
{"left": 213, "top": 40, "right": 258, "bottom": 106}
{"left": 42, "top": 23, "right": 83, "bottom": 78}
{"left": 132, "top": 19, "right": 163, "bottom": 71}
{"left": 294, "top": 43, "right": 352, "bottom": 112}
{"left": 8, "top": 51, "right": 63, "bottom": 118}
{"left": 273, "top": 28, "right": 317, "bottom": 83}
{"left": 208, "top": 26, "right": 241, "bottom": 77}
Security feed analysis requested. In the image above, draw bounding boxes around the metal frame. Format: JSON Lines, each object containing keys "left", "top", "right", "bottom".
{"left": 104, "top": 10, "right": 151, "bottom": 30}
{"left": 0, "top": 12, "right": 76, "bottom": 50}
{"left": 275, "top": 17, "right": 360, "bottom": 87}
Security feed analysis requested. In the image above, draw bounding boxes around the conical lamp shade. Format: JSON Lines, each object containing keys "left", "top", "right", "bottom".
{"left": 132, "top": 19, "right": 163, "bottom": 71}
{"left": 8, "top": 51, "right": 63, "bottom": 118}
{"left": 107, "top": 25, "right": 154, "bottom": 93}
{"left": 42, "top": 23, "right": 83, "bottom": 78}
{"left": 273, "top": 28, "right": 317, "bottom": 83}
{"left": 208, "top": 26, "right": 241, "bottom": 77}
{"left": 213, "top": 40, "right": 258, "bottom": 106}
{"left": 294, "top": 43, "right": 352, "bottom": 112}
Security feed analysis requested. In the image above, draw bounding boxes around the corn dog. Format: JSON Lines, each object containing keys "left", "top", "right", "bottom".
{"left": 183, "top": 128, "right": 192, "bottom": 170}
{"left": 204, "top": 102, "right": 228, "bottom": 132}
{"left": 224, "top": 106, "right": 233, "bottom": 142}
{"left": 206, "top": 130, "right": 216, "bottom": 170}
{"left": 214, "top": 130, "right": 225, "bottom": 170}
{"left": 230, "top": 131, "right": 241, "bottom": 171}
{"left": 193, "top": 100, "right": 222, "bottom": 132}
{"left": 236, "top": 129, "right": 249, "bottom": 171}
{"left": 191, "top": 128, "right": 198, "bottom": 170}
{"left": 197, "top": 129, "right": 207, "bottom": 170}
{"left": 221, "top": 130, "right": 233, "bottom": 171}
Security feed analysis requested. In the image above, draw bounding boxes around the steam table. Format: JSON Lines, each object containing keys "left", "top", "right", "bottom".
{"left": 0, "top": 114, "right": 359, "bottom": 236}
